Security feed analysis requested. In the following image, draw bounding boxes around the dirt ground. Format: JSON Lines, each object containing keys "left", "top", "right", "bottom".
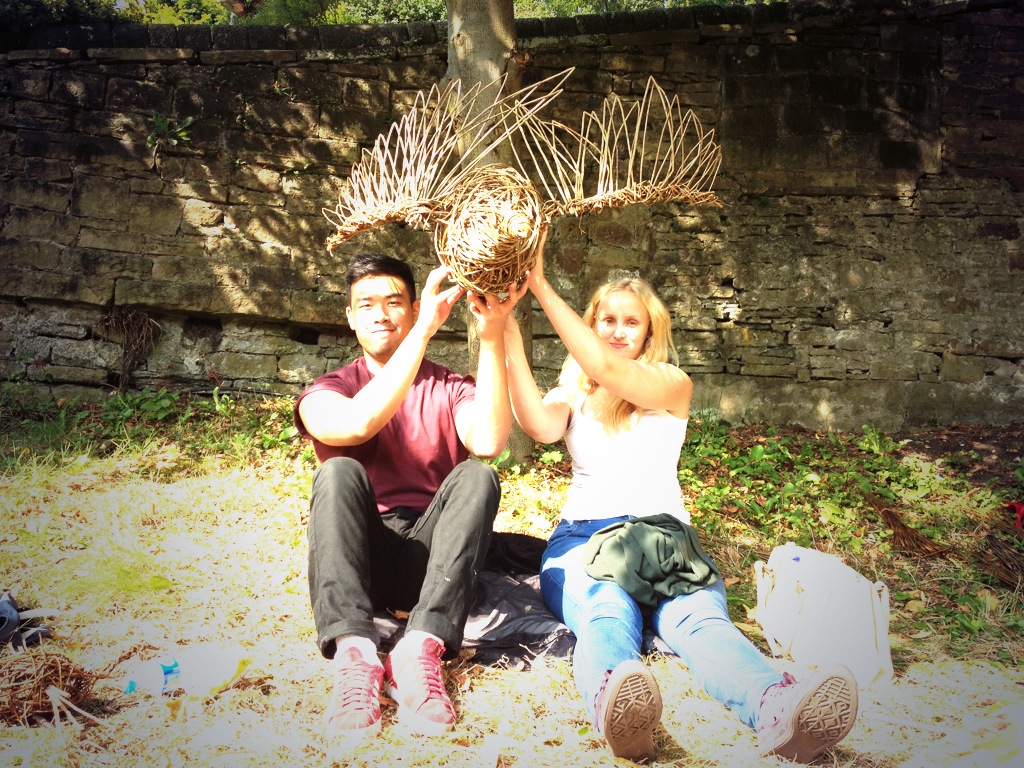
{"left": 891, "top": 422, "right": 1024, "bottom": 491}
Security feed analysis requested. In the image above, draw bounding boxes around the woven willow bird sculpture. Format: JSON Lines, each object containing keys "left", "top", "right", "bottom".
{"left": 323, "top": 68, "right": 722, "bottom": 295}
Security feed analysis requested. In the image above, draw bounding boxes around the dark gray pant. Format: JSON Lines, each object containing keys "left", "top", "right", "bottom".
{"left": 306, "top": 456, "right": 500, "bottom": 659}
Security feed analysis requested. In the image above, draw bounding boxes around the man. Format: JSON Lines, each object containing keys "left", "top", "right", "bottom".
{"left": 294, "top": 252, "right": 523, "bottom": 741}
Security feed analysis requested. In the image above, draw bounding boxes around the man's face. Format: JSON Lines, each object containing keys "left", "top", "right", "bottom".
{"left": 346, "top": 274, "right": 418, "bottom": 366}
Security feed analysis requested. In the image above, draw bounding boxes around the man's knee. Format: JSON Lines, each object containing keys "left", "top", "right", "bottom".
{"left": 453, "top": 460, "right": 500, "bottom": 496}
{"left": 314, "top": 455, "right": 365, "bottom": 484}
{"left": 309, "top": 457, "right": 373, "bottom": 523}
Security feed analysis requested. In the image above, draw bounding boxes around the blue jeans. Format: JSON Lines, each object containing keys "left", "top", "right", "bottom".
{"left": 540, "top": 516, "right": 785, "bottom": 729}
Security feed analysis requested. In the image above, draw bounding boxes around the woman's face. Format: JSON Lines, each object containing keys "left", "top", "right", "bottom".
{"left": 594, "top": 290, "right": 650, "bottom": 360}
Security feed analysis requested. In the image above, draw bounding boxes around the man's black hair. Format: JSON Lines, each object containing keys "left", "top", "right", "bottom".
{"left": 346, "top": 252, "right": 417, "bottom": 303}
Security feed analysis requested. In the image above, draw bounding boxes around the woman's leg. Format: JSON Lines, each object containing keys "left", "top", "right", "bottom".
{"left": 541, "top": 517, "right": 662, "bottom": 761}
{"left": 652, "top": 581, "right": 784, "bottom": 729}
{"left": 540, "top": 517, "right": 645, "bottom": 721}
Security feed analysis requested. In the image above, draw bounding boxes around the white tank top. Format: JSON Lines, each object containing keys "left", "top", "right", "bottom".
{"left": 561, "top": 400, "right": 690, "bottom": 524}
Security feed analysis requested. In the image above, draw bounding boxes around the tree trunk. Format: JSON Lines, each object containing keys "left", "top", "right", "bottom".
{"left": 445, "top": 0, "right": 536, "bottom": 464}
{"left": 444, "top": 0, "right": 517, "bottom": 98}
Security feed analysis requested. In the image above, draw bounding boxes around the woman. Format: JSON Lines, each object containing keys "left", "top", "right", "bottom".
{"left": 504, "top": 228, "right": 858, "bottom": 764}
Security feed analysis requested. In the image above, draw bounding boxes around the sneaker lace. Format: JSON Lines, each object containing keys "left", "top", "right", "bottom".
{"left": 413, "top": 647, "right": 448, "bottom": 703}
{"left": 337, "top": 657, "right": 380, "bottom": 713}
{"left": 760, "top": 672, "right": 798, "bottom": 728}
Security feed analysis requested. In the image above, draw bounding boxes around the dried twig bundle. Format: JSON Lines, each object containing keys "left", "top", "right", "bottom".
{"left": 978, "top": 533, "right": 1024, "bottom": 589}
{"left": 871, "top": 497, "right": 950, "bottom": 558}
{"left": 98, "top": 306, "right": 162, "bottom": 393}
{"left": 432, "top": 164, "right": 542, "bottom": 295}
{"left": 0, "top": 648, "right": 101, "bottom": 728}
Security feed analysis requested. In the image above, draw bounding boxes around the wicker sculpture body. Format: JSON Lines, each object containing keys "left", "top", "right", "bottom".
{"left": 324, "top": 68, "right": 722, "bottom": 295}
{"left": 432, "top": 165, "right": 543, "bottom": 295}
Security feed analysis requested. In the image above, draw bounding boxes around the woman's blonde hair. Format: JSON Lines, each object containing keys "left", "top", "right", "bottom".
{"left": 558, "top": 277, "right": 678, "bottom": 431}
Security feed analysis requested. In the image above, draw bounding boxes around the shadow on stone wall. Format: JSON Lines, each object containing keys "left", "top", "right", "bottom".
{"left": 1, "top": 2, "right": 1022, "bottom": 429}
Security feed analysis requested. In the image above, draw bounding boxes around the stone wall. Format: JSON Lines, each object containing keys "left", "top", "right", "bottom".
{"left": 1, "top": 0, "right": 1022, "bottom": 431}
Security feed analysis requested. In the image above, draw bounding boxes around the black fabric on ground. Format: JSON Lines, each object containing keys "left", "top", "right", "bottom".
{"left": 373, "top": 532, "right": 574, "bottom": 667}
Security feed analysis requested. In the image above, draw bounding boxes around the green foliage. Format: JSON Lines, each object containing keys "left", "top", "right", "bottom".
{"left": 346, "top": 0, "right": 446, "bottom": 23}
{"left": 134, "top": 0, "right": 231, "bottom": 24}
{"left": 514, "top": 0, "right": 735, "bottom": 16}
{"left": 146, "top": 113, "right": 197, "bottom": 150}
{"left": 0, "top": 0, "right": 125, "bottom": 40}
{"left": 0, "top": 386, "right": 304, "bottom": 471}
{"left": 677, "top": 415, "right": 971, "bottom": 555}
{"left": 240, "top": 0, "right": 354, "bottom": 25}
{"left": 0, "top": 0, "right": 753, "bottom": 38}
{"left": 244, "top": 0, "right": 445, "bottom": 26}
{"left": 538, "top": 448, "right": 564, "bottom": 465}
{"left": 242, "top": 0, "right": 736, "bottom": 26}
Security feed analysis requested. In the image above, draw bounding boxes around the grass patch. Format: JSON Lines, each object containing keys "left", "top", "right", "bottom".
{"left": 1, "top": 386, "right": 1022, "bottom": 767}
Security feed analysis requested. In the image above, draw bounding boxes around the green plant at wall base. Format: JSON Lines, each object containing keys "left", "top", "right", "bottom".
{"left": 99, "top": 389, "right": 180, "bottom": 438}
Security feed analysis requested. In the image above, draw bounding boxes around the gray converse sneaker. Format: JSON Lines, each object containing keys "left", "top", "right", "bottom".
{"left": 595, "top": 659, "right": 663, "bottom": 763}
{"left": 758, "top": 665, "right": 858, "bottom": 763}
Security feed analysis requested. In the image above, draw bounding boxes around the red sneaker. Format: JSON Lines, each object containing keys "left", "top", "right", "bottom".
{"left": 758, "top": 666, "right": 859, "bottom": 763}
{"left": 595, "top": 659, "right": 662, "bottom": 763}
{"left": 384, "top": 635, "right": 456, "bottom": 736}
{"left": 324, "top": 646, "right": 384, "bottom": 739}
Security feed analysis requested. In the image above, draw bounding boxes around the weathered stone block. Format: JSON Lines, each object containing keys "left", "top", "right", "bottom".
{"left": 181, "top": 199, "right": 224, "bottom": 229}
{"left": 50, "top": 337, "right": 119, "bottom": 368}
{"left": 289, "top": 291, "right": 345, "bottom": 326}
{"left": 22, "top": 303, "right": 100, "bottom": 338}
{"left": 205, "top": 351, "right": 278, "bottom": 379}
{"left": 600, "top": 52, "right": 666, "bottom": 74}
{"left": 148, "top": 25, "right": 178, "bottom": 48}
{"left": 1, "top": 177, "right": 72, "bottom": 213}
{"left": 343, "top": 77, "right": 390, "bottom": 111}
{"left": 3, "top": 209, "right": 80, "bottom": 247}
{"left": 378, "top": 58, "right": 445, "bottom": 90}
{"left": 278, "top": 353, "right": 328, "bottom": 383}
{"left": 106, "top": 78, "right": 173, "bottom": 113}
{"left": 247, "top": 26, "right": 288, "bottom": 50}
{"left": 905, "top": 381, "right": 956, "bottom": 425}
{"left": 940, "top": 353, "right": 987, "bottom": 384}
{"left": 71, "top": 174, "right": 130, "bottom": 221}
{"left": 128, "top": 195, "right": 184, "bottom": 236}
{"left": 176, "top": 26, "right": 213, "bottom": 52}
{"left": 211, "top": 24, "right": 249, "bottom": 50}
{"left": 48, "top": 70, "right": 105, "bottom": 110}
{"left": 0, "top": 241, "right": 62, "bottom": 274}
{"left": 2, "top": 269, "right": 114, "bottom": 306}
{"left": 111, "top": 25, "right": 149, "bottom": 48}
{"left": 27, "top": 364, "right": 107, "bottom": 385}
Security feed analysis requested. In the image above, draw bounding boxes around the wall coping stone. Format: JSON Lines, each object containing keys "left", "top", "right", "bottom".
{"left": 87, "top": 48, "right": 193, "bottom": 62}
